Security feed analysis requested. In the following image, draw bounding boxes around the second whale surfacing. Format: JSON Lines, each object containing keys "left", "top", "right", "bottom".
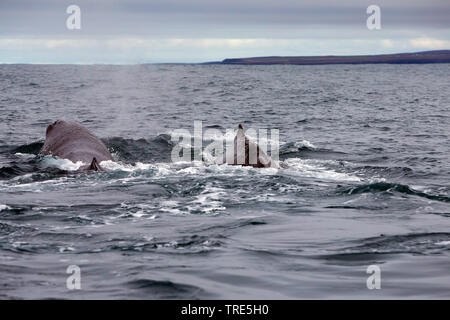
{"left": 40, "top": 120, "right": 113, "bottom": 171}
{"left": 226, "top": 124, "right": 280, "bottom": 168}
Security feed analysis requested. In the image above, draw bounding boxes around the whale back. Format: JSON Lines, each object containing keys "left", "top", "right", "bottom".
{"left": 40, "top": 120, "right": 113, "bottom": 170}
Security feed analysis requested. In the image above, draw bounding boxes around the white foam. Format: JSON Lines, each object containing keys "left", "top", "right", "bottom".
{"left": 284, "top": 158, "right": 361, "bottom": 182}
{"left": 410, "top": 185, "right": 429, "bottom": 192}
{"left": 189, "top": 185, "right": 227, "bottom": 214}
{"left": 295, "top": 140, "right": 316, "bottom": 149}
{"left": 114, "top": 203, "right": 160, "bottom": 219}
{"left": 59, "top": 246, "right": 75, "bottom": 253}
{"left": 11, "top": 173, "right": 34, "bottom": 182}
{"left": 0, "top": 204, "right": 11, "bottom": 211}
{"left": 1, "top": 175, "right": 75, "bottom": 193}
{"left": 100, "top": 160, "right": 212, "bottom": 177}
{"left": 132, "top": 210, "right": 145, "bottom": 218}
{"left": 41, "top": 156, "right": 85, "bottom": 171}
{"left": 14, "top": 152, "right": 35, "bottom": 160}
{"left": 100, "top": 160, "right": 154, "bottom": 172}
{"left": 177, "top": 165, "right": 202, "bottom": 175}
{"left": 435, "top": 241, "right": 450, "bottom": 246}
{"left": 159, "top": 200, "right": 184, "bottom": 215}
{"left": 281, "top": 140, "right": 317, "bottom": 154}
{"left": 156, "top": 185, "right": 228, "bottom": 215}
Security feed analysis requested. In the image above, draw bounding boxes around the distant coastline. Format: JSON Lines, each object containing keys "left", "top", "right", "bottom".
{"left": 204, "top": 50, "right": 450, "bottom": 65}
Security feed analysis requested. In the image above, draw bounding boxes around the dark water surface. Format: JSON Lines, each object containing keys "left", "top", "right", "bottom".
{"left": 0, "top": 64, "right": 449, "bottom": 299}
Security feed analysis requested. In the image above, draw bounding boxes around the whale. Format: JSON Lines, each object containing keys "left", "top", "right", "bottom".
{"left": 40, "top": 120, "right": 113, "bottom": 171}
{"left": 226, "top": 124, "right": 279, "bottom": 168}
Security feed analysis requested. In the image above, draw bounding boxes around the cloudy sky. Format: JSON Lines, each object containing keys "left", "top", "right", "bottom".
{"left": 0, "top": 0, "right": 449, "bottom": 63}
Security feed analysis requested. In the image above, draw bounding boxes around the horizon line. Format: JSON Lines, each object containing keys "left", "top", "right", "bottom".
{"left": 1, "top": 49, "right": 449, "bottom": 66}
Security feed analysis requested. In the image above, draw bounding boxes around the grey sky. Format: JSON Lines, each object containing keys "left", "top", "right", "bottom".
{"left": 0, "top": 0, "right": 449, "bottom": 63}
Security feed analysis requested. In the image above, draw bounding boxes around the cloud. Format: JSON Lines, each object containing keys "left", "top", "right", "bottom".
{"left": 0, "top": 37, "right": 396, "bottom": 51}
{"left": 1, "top": 0, "right": 449, "bottom": 37}
{"left": 0, "top": 0, "right": 449, "bottom": 63}
{"left": 409, "top": 37, "right": 450, "bottom": 49}
{"left": 0, "top": 36, "right": 423, "bottom": 64}
{"left": 381, "top": 39, "right": 395, "bottom": 48}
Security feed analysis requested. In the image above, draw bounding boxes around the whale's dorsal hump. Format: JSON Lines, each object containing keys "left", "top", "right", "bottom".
{"left": 237, "top": 124, "right": 245, "bottom": 139}
{"left": 88, "top": 157, "right": 102, "bottom": 171}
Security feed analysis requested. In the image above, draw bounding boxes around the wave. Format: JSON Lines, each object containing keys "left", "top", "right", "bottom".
{"left": 279, "top": 141, "right": 347, "bottom": 161}
{"left": 339, "top": 182, "right": 450, "bottom": 202}
{"left": 0, "top": 158, "right": 44, "bottom": 180}
{"left": 103, "top": 134, "right": 174, "bottom": 163}
{"left": 4, "top": 135, "right": 329, "bottom": 163}
{"left": 10, "top": 141, "right": 44, "bottom": 155}
{"left": 126, "top": 279, "right": 204, "bottom": 299}
{"left": 0, "top": 163, "right": 26, "bottom": 179}
{"left": 0, "top": 156, "right": 73, "bottom": 180}
{"left": 0, "top": 135, "right": 175, "bottom": 178}
{"left": 1, "top": 153, "right": 363, "bottom": 190}
{"left": 0, "top": 137, "right": 424, "bottom": 189}
{"left": 0, "top": 204, "right": 12, "bottom": 212}
{"left": 350, "top": 164, "right": 414, "bottom": 179}
{"left": 280, "top": 140, "right": 316, "bottom": 153}
{"left": 323, "top": 232, "right": 450, "bottom": 261}
{"left": 2, "top": 134, "right": 174, "bottom": 161}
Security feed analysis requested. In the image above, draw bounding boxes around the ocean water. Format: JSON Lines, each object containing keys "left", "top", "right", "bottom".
{"left": 0, "top": 63, "right": 449, "bottom": 299}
